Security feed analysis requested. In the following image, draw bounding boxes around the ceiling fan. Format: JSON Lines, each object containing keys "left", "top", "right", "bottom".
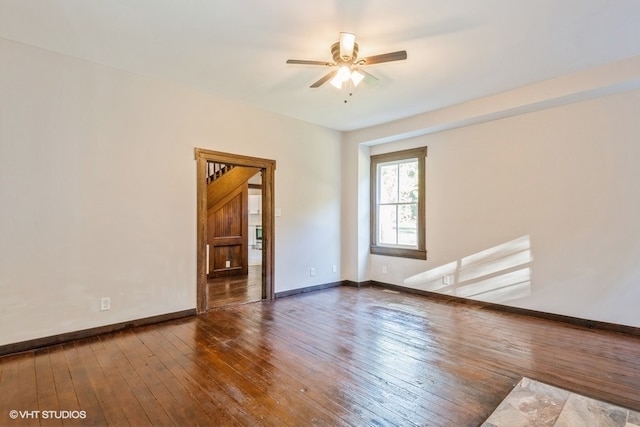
{"left": 286, "top": 32, "right": 407, "bottom": 90}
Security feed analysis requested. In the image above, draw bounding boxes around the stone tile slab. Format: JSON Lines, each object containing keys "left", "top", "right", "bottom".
{"left": 483, "top": 377, "right": 640, "bottom": 427}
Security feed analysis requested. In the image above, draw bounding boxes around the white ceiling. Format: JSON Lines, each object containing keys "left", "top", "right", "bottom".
{"left": 1, "top": 0, "right": 640, "bottom": 132}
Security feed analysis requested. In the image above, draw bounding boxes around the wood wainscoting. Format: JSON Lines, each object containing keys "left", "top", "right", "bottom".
{"left": 207, "top": 183, "right": 249, "bottom": 278}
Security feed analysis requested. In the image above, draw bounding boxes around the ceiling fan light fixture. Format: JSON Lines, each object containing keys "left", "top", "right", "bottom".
{"left": 286, "top": 32, "right": 407, "bottom": 91}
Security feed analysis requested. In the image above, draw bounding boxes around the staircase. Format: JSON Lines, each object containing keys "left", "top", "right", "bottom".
{"left": 206, "top": 162, "right": 235, "bottom": 184}
{"left": 206, "top": 162, "right": 260, "bottom": 209}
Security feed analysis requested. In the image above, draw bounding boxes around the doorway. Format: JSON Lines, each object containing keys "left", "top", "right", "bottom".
{"left": 195, "top": 148, "right": 275, "bottom": 313}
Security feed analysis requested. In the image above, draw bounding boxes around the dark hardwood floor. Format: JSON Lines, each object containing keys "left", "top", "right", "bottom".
{"left": 208, "top": 264, "right": 262, "bottom": 309}
{"left": 2, "top": 285, "right": 639, "bottom": 426}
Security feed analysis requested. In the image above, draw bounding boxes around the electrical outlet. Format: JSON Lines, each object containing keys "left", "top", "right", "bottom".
{"left": 100, "top": 297, "right": 111, "bottom": 311}
{"left": 310, "top": 268, "right": 316, "bottom": 277}
{"left": 332, "top": 264, "right": 337, "bottom": 273}
{"left": 225, "top": 260, "right": 231, "bottom": 268}
{"left": 442, "top": 275, "right": 453, "bottom": 285}
{"left": 382, "top": 266, "right": 387, "bottom": 274}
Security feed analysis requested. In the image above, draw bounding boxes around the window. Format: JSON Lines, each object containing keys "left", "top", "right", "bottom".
{"left": 370, "top": 147, "right": 427, "bottom": 259}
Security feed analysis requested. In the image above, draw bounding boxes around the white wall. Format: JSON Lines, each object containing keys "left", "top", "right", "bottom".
{"left": 0, "top": 38, "right": 342, "bottom": 346}
{"left": 4, "top": 35, "right": 639, "bottom": 346}
{"left": 343, "top": 86, "right": 640, "bottom": 328}
{"left": 340, "top": 140, "right": 371, "bottom": 282}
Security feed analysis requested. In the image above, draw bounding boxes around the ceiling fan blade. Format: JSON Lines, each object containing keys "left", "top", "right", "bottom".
{"left": 310, "top": 70, "right": 337, "bottom": 88}
{"left": 339, "top": 32, "right": 356, "bottom": 60}
{"left": 361, "top": 50, "right": 407, "bottom": 65}
{"left": 287, "top": 59, "right": 334, "bottom": 66}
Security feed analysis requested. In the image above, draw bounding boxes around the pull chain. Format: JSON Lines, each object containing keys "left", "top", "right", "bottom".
{"left": 343, "top": 79, "right": 355, "bottom": 103}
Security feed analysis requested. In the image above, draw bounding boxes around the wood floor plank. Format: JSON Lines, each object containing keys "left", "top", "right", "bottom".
{"left": 0, "top": 353, "right": 41, "bottom": 426}
{"left": 170, "top": 321, "right": 300, "bottom": 426}
{"left": 91, "top": 333, "right": 154, "bottom": 426}
{"left": 240, "top": 302, "right": 486, "bottom": 420}
{"left": 34, "top": 350, "right": 61, "bottom": 427}
{"left": 119, "top": 329, "right": 213, "bottom": 427}
{"left": 2, "top": 286, "right": 640, "bottom": 426}
{"left": 110, "top": 331, "right": 177, "bottom": 426}
{"left": 212, "top": 306, "right": 452, "bottom": 425}
{"left": 71, "top": 339, "right": 128, "bottom": 426}
{"left": 135, "top": 327, "right": 245, "bottom": 426}
{"left": 226, "top": 298, "right": 477, "bottom": 425}
{"left": 160, "top": 333, "right": 271, "bottom": 426}
{"left": 192, "top": 312, "right": 372, "bottom": 426}
{"left": 191, "top": 314, "right": 358, "bottom": 426}
{"left": 62, "top": 341, "right": 109, "bottom": 426}
{"left": 47, "top": 346, "right": 81, "bottom": 421}
{"left": 208, "top": 264, "right": 262, "bottom": 308}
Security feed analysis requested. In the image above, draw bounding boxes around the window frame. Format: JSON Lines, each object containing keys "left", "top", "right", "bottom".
{"left": 370, "top": 146, "right": 427, "bottom": 260}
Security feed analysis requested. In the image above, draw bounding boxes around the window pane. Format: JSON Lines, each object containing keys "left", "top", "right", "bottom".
{"left": 378, "top": 163, "right": 398, "bottom": 204}
{"left": 398, "top": 160, "right": 418, "bottom": 203}
{"left": 378, "top": 205, "right": 397, "bottom": 245}
{"left": 370, "top": 146, "right": 427, "bottom": 260}
{"left": 397, "top": 204, "right": 417, "bottom": 246}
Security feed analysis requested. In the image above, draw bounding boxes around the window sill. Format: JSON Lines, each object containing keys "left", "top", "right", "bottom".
{"left": 370, "top": 245, "right": 427, "bottom": 260}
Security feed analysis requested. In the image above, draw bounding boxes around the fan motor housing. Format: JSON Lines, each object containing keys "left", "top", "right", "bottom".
{"left": 331, "top": 42, "right": 359, "bottom": 64}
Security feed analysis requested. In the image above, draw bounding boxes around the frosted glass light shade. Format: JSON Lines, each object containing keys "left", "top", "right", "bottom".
{"left": 330, "top": 65, "right": 352, "bottom": 88}
{"left": 351, "top": 69, "right": 365, "bottom": 86}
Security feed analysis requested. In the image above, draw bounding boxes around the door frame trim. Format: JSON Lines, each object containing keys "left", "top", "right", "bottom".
{"left": 195, "top": 148, "right": 276, "bottom": 313}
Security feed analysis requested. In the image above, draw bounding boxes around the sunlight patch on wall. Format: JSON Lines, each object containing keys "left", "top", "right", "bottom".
{"left": 403, "top": 236, "right": 532, "bottom": 304}
{"left": 402, "top": 261, "right": 458, "bottom": 292}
